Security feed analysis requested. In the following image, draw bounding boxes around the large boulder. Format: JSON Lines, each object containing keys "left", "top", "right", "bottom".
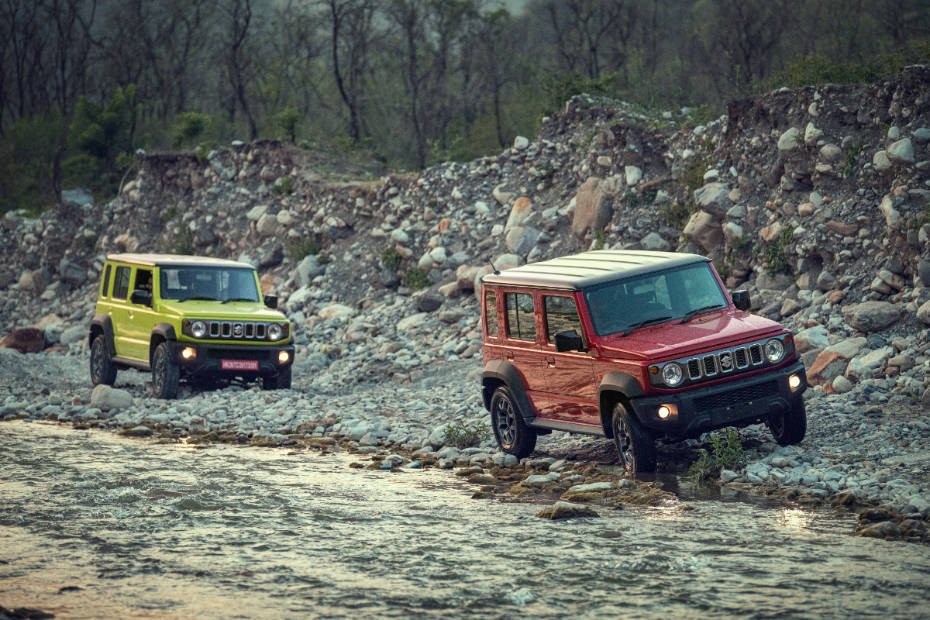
{"left": 0, "top": 328, "right": 45, "bottom": 353}
{"left": 693, "top": 182, "right": 731, "bottom": 216}
{"left": 682, "top": 210, "right": 722, "bottom": 252}
{"left": 571, "top": 177, "right": 611, "bottom": 237}
{"left": 90, "top": 384, "right": 133, "bottom": 411}
{"left": 505, "top": 196, "right": 533, "bottom": 230}
{"left": 843, "top": 301, "right": 901, "bottom": 333}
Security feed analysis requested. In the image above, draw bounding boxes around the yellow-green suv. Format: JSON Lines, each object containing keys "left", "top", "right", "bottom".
{"left": 89, "top": 253, "right": 294, "bottom": 398}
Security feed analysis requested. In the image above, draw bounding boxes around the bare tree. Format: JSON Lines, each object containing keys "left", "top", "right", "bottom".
{"left": 218, "top": 0, "right": 259, "bottom": 139}
{"left": 545, "top": 0, "right": 637, "bottom": 78}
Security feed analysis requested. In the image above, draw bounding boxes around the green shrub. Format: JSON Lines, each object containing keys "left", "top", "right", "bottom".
{"left": 659, "top": 200, "right": 697, "bottom": 230}
{"left": 764, "top": 227, "right": 795, "bottom": 275}
{"left": 686, "top": 427, "right": 745, "bottom": 482}
{"left": 843, "top": 137, "right": 866, "bottom": 178}
{"left": 380, "top": 245, "right": 401, "bottom": 270}
{"left": 593, "top": 228, "right": 607, "bottom": 250}
{"left": 272, "top": 176, "right": 294, "bottom": 195}
{"left": 276, "top": 107, "right": 300, "bottom": 143}
{"left": 285, "top": 236, "right": 321, "bottom": 262}
{"left": 541, "top": 71, "right": 619, "bottom": 114}
{"left": 403, "top": 267, "right": 430, "bottom": 291}
{"left": 442, "top": 420, "right": 490, "bottom": 449}
{"left": 172, "top": 112, "right": 212, "bottom": 149}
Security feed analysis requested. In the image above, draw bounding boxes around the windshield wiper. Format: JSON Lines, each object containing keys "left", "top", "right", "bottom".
{"left": 177, "top": 295, "right": 219, "bottom": 302}
{"left": 620, "top": 315, "right": 672, "bottom": 337}
{"left": 221, "top": 297, "right": 256, "bottom": 304}
{"left": 679, "top": 304, "right": 723, "bottom": 324}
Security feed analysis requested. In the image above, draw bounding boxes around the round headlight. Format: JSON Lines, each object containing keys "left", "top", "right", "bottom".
{"left": 765, "top": 338, "right": 785, "bottom": 363}
{"left": 268, "top": 323, "right": 284, "bottom": 341}
{"left": 662, "top": 362, "right": 684, "bottom": 387}
{"left": 191, "top": 320, "right": 207, "bottom": 338}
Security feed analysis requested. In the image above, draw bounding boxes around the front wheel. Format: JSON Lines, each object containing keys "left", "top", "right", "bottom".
{"left": 90, "top": 335, "right": 116, "bottom": 386}
{"left": 611, "top": 401, "right": 656, "bottom": 474}
{"left": 490, "top": 386, "right": 536, "bottom": 459}
{"left": 262, "top": 366, "right": 292, "bottom": 390}
{"left": 768, "top": 400, "right": 806, "bottom": 445}
{"left": 151, "top": 342, "right": 179, "bottom": 399}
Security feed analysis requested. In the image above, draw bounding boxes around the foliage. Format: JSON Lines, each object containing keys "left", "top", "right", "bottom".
{"left": 766, "top": 44, "right": 930, "bottom": 90}
{"left": 541, "top": 72, "right": 619, "bottom": 115}
{"left": 764, "top": 227, "right": 795, "bottom": 275}
{"left": 659, "top": 200, "right": 697, "bottom": 230}
{"left": 0, "top": 114, "right": 62, "bottom": 215}
{"left": 276, "top": 107, "right": 300, "bottom": 143}
{"left": 284, "top": 236, "right": 321, "bottom": 262}
{"left": 272, "top": 176, "right": 294, "bottom": 195}
{"left": 442, "top": 420, "right": 490, "bottom": 449}
{"left": 843, "top": 137, "right": 866, "bottom": 179}
{"left": 593, "top": 228, "right": 607, "bottom": 250}
{"left": 172, "top": 112, "right": 212, "bottom": 149}
{"left": 686, "top": 427, "right": 745, "bottom": 482}
{"left": 403, "top": 267, "right": 430, "bottom": 291}
{"left": 380, "top": 245, "right": 401, "bottom": 270}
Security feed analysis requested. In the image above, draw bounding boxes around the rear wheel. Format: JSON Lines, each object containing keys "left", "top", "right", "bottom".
{"left": 611, "top": 401, "right": 656, "bottom": 474}
{"left": 490, "top": 386, "right": 536, "bottom": 459}
{"left": 151, "top": 342, "right": 179, "bottom": 399}
{"left": 262, "top": 366, "right": 292, "bottom": 390}
{"left": 89, "top": 335, "right": 116, "bottom": 386}
{"left": 768, "top": 400, "right": 806, "bottom": 445}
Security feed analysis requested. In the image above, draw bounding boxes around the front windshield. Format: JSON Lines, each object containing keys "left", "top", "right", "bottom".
{"left": 158, "top": 267, "right": 259, "bottom": 302}
{"left": 584, "top": 262, "right": 727, "bottom": 336}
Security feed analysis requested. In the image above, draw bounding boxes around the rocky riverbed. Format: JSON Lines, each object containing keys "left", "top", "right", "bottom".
{"left": 2, "top": 338, "right": 929, "bottom": 544}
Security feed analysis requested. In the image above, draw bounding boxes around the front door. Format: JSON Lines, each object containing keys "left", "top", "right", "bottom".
{"left": 541, "top": 293, "right": 598, "bottom": 425}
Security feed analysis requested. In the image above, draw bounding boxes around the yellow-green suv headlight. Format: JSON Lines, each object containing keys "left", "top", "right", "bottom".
{"left": 268, "top": 323, "right": 284, "bottom": 341}
{"left": 191, "top": 320, "right": 207, "bottom": 339}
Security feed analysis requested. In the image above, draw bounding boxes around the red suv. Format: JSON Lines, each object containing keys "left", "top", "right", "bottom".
{"left": 480, "top": 250, "right": 807, "bottom": 473}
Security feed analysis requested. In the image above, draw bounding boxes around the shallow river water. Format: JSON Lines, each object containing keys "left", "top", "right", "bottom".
{"left": 1, "top": 421, "right": 929, "bottom": 619}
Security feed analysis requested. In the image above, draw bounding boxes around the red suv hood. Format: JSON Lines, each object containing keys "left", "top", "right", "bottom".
{"left": 595, "top": 309, "right": 784, "bottom": 361}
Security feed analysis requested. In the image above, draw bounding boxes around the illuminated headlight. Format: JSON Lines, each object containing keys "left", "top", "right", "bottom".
{"left": 765, "top": 338, "right": 785, "bottom": 363}
{"left": 278, "top": 350, "right": 290, "bottom": 364}
{"left": 268, "top": 323, "right": 284, "bottom": 341}
{"left": 662, "top": 362, "right": 684, "bottom": 387}
{"left": 191, "top": 320, "right": 207, "bottom": 339}
{"left": 658, "top": 405, "right": 671, "bottom": 420}
{"left": 181, "top": 346, "right": 196, "bottom": 360}
{"left": 788, "top": 374, "right": 802, "bottom": 391}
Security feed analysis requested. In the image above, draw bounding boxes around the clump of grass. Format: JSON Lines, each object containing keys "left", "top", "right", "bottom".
{"left": 764, "top": 227, "right": 795, "bottom": 275}
{"left": 403, "top": 267, "right": 430, "bottom": 291}
{"left": 442, "top": 420, "right": 490, "bottom": 449}
{"left": 272, "top": 176, "right": 294, "bottom": 195}
{"left": 380, "top": 245, "right": 401, "bottom": 270}
{"left": 686, "top": 427, "right": 745, "bottom": 482}
{"left": 285, "top": 236, "right": 321, "bottom": 262}
{"left": 659, "top": 199, "right": 697, "bottom": 230}
{"left": 593, "top": 228, "right": 607, "bottom": 250}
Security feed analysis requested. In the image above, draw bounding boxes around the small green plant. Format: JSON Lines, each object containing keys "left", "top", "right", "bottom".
{"left": 686, "top": 427, "right": 745, "bottom": 482}
{"left": 842, "top": 137, "right": 866, "bottom": 178}
{"left": 272, "top": 176, "right": 294, "bottom": 195}
{"left": 764, "top": 227, "right": 795, "bottom": 275}
{"left": 659, "top": 199, "right": 697, "bottom": 230}
{"left": 593, "top": 228, "right": 607, "bottom": 250}
{"left": 160, "top": 206, "right": 178, "bottom": 223}
{"left": 380, "top": 245, "right": 401, "bottom": 270}
{"left": 442, "top": 420, "right": 490, "bottom": 449}
{"left": 172, "top": 112, "right": 212, "bottom": 149}
{"left": 285, "top": 236, "right": 321, "bottom": 262}
{"left": 403, "top": 267, "right": 430, "bottom": 291}
{"left": 276, "top": 107, "right": 300, "bottom": 143}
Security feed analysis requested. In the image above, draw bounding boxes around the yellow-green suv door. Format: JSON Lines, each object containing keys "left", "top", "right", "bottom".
{"left": 122, "top": 267, "right": 157, "bottom": 362}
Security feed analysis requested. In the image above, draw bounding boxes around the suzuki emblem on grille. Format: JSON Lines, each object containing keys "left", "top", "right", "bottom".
{"left": 233, "top": 323, "right": 243, "bottom": 337}
{"left": 720, "top": 353, "right": 733, "bottom": 370}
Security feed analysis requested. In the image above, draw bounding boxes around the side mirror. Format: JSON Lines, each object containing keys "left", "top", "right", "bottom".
{"left": 130, "top": 289, "right": 153, "bottom": 307}
{"left": 555, "top": 330, "right": 586, "bottom": 353}
{"left": 732, "top": 290, "right": 751, "bottom": 311}
{"left": 264, "top": 295, "right": 278, "bottom": 309}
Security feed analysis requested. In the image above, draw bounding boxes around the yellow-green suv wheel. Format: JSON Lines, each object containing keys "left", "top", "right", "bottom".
{"left": 151, "top": 342, "right": 179, "bottom": 399}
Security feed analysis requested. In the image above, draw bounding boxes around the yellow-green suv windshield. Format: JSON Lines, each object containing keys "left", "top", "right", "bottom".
{"left": 159, "top": 266, "right": 259, "bottom": 303}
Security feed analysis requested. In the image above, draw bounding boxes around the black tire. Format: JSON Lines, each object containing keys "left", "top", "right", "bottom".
{"left": 262, "top": 366, "right": 292, "bottom": 390}
{"left": 151, "top": 342, "right": 179, "bottom": 399}
{"left": 611, "top": 401, "right": 657, "bottom": 474}
{"left": 89, "top": 335, "right": 117, "bottom": 386}
{"left": 768, "top": 400, "right": 806, "bottom": 446}
{"left": 490, "top": 386, "right": 536, "bottom": 459}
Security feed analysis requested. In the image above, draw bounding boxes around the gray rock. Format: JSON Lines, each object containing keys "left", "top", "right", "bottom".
{"left": 505, "top": 226, "right": 540, "bottom": 255}
{"left": 912, "top": 128, "right": 930, "bottom": 144}
{"left": 777, "top": 127, "right": 801, "bottom": 151}
{"left": 640, "top": 232, "right": 669, "bottom": 251}
{"left": 297, "top": 254, "right": 324, "bottom": 286}
{"left": 887, "top": 138, "right": 915, "bottom": 164}
{"left": 873, "top": 150, "right": 892, "bottom": 172}
{"left": 415, "top": 293, "right": 443, "bottom": 313}
{"left": 525, "top": 472, "right": 560, "bottom": 487}
{"left": 625, "top": 165, "right": 642, "bottom": 186}
{"left": 90, "top": 385, "right": 133, "bottom": 411}
{"left": 567, "top": 481, "right": 614, "bottom": 493}
{"left": 918, "top": 259, "right": 930, "bottom": 287}
{"left": 694, "top": 182, "right": 731, "bottom": 216}
{"left": 571, "top": 177, "right": 611, "bottom": 237}
{"left": 916, "top": 299, "right": 930, "bottom": 325}
{"left": 844, "top": 301, "right": 901, "bottom": 332}
{"left": 60, "top": 325, "right": 86, "bottom": 346}
{"left": 61, "top": 188, "right": 94, "bottom": 208}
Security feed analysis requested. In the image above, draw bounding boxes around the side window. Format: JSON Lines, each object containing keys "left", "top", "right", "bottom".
{"left": 134, "top": 269, "right": 153, "bottom": 293}
{"left": 113, "top": 266, "right": 131, "bottom": 299}
{"left": 484, "top": 289, "right": 499, "bottom": 338}
{"left": 505, "top": 292, "right": 536, "bottom": 341}
{"left": 545, "top": 296, "right": 583, "bottom": 343}
{"left": 100, "top": 264, "right": 111, "bottom": 298}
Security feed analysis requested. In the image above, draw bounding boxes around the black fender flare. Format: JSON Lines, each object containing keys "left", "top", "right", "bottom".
{"left": 89, "top": 314, "right": 116, "bottom": 358}
{"left": 481, "top": 359, "right": 536, "bottom": 424}
{"left": 150, "top": 323, "right": 178, "bottom": 364}
{"left": 598, "top": 372, "right": 645, "bottom": 436}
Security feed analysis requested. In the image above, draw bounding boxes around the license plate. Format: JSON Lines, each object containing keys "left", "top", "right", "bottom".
{"left": 221, "top": 360, "right": 258, "bottom": 371}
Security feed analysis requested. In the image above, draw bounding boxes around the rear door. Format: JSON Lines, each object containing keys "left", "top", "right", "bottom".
{"left": 501, "top": 290, "right": 549, "bottom": 416}
{"left": 109, "top": 264, "right": 134, "bottom": 358}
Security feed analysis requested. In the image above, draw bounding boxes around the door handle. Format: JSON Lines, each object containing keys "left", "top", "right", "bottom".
{"left": 546, "top": 357, "right": 556, "bottom": 367}
{"left": 505, "top": 352, "right": 514, "bottom": 361}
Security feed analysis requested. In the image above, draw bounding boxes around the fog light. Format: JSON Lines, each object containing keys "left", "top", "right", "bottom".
{"left": 278, "top": 350, "right": 290, "bottom": 364}
{"left": 181, "top": 346, "right": 196, "bottom": 360}
{"left": 657, "top": 404, "right": 677, "bottom": 420}
{"left": 788, "top": 374, "right": 802, "bottom": 391}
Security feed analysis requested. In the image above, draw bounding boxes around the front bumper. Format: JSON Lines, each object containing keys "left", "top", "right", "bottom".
{"left": 630, "top": 360, "right": 806, "bottom": 438}
{"left": 174, "top": 342, "right": 295, "bottom": 377}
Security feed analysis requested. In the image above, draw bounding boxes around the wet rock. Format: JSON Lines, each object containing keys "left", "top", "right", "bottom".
{"left": 856, "top": 520, "right": 901, "bottom": 539}
{"left": 525, "top": 472, "right": 560, "bottom": 487}
{"left": 536, "top": 501, "right": 600, "bottom": 520}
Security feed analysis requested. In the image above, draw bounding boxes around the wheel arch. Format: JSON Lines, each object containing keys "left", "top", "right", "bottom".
{"left": 598, "top": 372, "right": 644, "bottom": 438}
{"left": 481, "top": 359, "right": 535, "bottom": 424}
{"left": 89, "top": 314, "right": 116, "bottom": 357}
{"left": 149, "top": 323, "right": 177, "bottom": 365}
